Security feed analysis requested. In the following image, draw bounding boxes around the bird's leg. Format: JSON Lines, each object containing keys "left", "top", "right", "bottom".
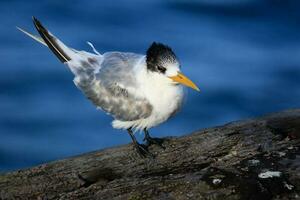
{"left": 127, "top": 128, "right": 153, "bottom": 158}
{"left": 143, "top": 129, "right": 165, "bottom": 149}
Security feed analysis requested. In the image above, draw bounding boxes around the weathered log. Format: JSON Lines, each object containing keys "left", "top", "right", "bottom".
{"left": 0, "top": 109, "right": 300, "bottom": 200}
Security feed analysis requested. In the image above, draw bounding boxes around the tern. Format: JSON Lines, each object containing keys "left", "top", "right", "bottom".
{"left": 18, "top": 17, "right": 200, "bottom": 157}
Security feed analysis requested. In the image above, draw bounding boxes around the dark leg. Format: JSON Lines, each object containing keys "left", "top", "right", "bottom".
{"left": 143, "top": 129, "right": 165, "bottom": 149}
{"left": 127, "top": 128, "right": 153, "bottom": 158}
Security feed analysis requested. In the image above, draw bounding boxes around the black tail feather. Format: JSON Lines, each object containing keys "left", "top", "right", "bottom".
{"left": 32, "top": 17, "right": 71, "bottom": 63}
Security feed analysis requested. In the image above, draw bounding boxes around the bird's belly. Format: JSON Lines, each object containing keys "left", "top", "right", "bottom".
{"left": 112, "top": 85, "right": 184, "bottom": 130}
{"left": 144, "top": 85, "right": 184, "bottom": 128}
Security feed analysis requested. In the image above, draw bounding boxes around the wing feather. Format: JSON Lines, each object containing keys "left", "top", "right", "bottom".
{"left": 74, "top": 52, "right": 153, "bottom": 121}
{"left": 19, "top": 18, "right": 152, "bottom": 121}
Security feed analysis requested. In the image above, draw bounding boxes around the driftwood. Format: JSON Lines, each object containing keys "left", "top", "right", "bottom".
{"left": 0, "top": 109, "right": 300, "bottom": 200}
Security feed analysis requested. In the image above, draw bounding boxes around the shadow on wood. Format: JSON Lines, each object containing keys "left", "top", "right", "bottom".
{"left": 0, "top": 109, "right": 300, "bottom": 199}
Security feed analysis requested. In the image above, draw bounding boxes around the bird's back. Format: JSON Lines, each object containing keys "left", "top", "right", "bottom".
{"left": 96, "top": 52, "right": 143, "bottom": 88}
{"left": 72, "top": 52, "right": 153, "bottom": 122}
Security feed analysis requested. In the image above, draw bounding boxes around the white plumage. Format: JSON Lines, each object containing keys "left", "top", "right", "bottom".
{"left": 18, "top": 17, "right": 199, "bottom": 157}
{"left": 112, "top": 58, "right": 185, "bottom": 130}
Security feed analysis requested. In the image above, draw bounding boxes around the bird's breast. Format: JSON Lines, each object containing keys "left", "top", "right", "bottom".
{"left": 141, "top": 79, "right": 184, "bottom": 127}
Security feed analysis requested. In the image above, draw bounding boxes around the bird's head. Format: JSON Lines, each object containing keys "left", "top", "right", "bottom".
{"left": 146, "top": 42, "right": 200, "bottom": 92}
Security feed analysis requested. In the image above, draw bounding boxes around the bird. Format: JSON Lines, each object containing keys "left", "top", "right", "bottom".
{"left": 18, "top": 17, "right": 200, "bottom": 158}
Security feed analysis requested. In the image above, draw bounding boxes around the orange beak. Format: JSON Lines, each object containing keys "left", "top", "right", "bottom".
{"left": 169, "top": 72, "right": 200, "bottom": 92}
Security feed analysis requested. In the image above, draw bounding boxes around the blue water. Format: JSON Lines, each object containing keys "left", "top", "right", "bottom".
{"left": 1, "top": 0, "right": 300, "bottom": 172}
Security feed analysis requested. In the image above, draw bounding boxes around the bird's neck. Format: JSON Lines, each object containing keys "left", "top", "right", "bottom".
{"left": 136, "top": 58, "right": 184, "bottom": 108}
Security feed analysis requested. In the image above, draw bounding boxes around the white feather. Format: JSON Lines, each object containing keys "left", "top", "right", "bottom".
{"left": 112, "top": 59, "right": 184, "bottom": 131}
{"left": 16, "top": 26, "right": 47, "bottom": 46}
{"left": 18, "top": 21, "right": 185, "bottom": 133}
{"left": 87, "top": 41, "right": 101, "bottom": 55}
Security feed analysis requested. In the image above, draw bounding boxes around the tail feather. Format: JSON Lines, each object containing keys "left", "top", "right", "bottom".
{"left": 16, "top": 26, "right": 47, "bottom": 46}
{"left": 32, "top": 17, "right": 71, "bottom": 63}
{"left": 18, "top": 17, "right": 102, "bottom": 76}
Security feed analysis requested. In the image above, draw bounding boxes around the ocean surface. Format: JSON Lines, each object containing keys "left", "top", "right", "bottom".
{"left": 0, "top": 0, "right": 300, "bottom": 172}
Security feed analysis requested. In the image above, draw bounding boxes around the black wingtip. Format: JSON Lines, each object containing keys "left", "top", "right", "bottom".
{"left": 31, "top": 17, "right": 70, "bottom": 63}
{"left": 32, "top": 17, "right": 45, "bottom": 33}
{"left": 32, "top": 16, "right": 39, "bottom": 28}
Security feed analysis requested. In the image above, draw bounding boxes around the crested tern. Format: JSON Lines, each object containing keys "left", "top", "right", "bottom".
{"left": 18, "top": 17, "right": 200, "bottom": 157}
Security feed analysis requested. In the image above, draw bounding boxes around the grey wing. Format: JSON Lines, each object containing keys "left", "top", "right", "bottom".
{"left": 19, "top": 18, "right": 152, "bottom": 121}
{"left": 74, "top": 52, "right": 153, "bottom": 121}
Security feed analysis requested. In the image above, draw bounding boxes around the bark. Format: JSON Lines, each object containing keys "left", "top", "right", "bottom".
{"left": 0, "top": 109, "right": 300, "bottom": 200}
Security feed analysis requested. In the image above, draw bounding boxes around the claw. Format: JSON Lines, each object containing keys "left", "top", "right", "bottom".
{"left": 144, "top": 136, "right": 166, "bottom": 149}
{"left": 128, "top": 128, "right": 154, "bottom": 158}
{"left": 134, "top": 143, "right": 154, "bottom": 158}
{"left": 143, "top": 129, "right": 165, "bottom": 149}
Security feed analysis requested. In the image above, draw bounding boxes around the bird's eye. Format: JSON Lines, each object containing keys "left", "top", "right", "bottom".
{"left": 157, "top": 65, "right": 166, "bottom": 73}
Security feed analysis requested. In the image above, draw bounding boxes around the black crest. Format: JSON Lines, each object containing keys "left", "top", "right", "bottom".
{"left": 146, "top": 42, "right": 177, "bottom": 73}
